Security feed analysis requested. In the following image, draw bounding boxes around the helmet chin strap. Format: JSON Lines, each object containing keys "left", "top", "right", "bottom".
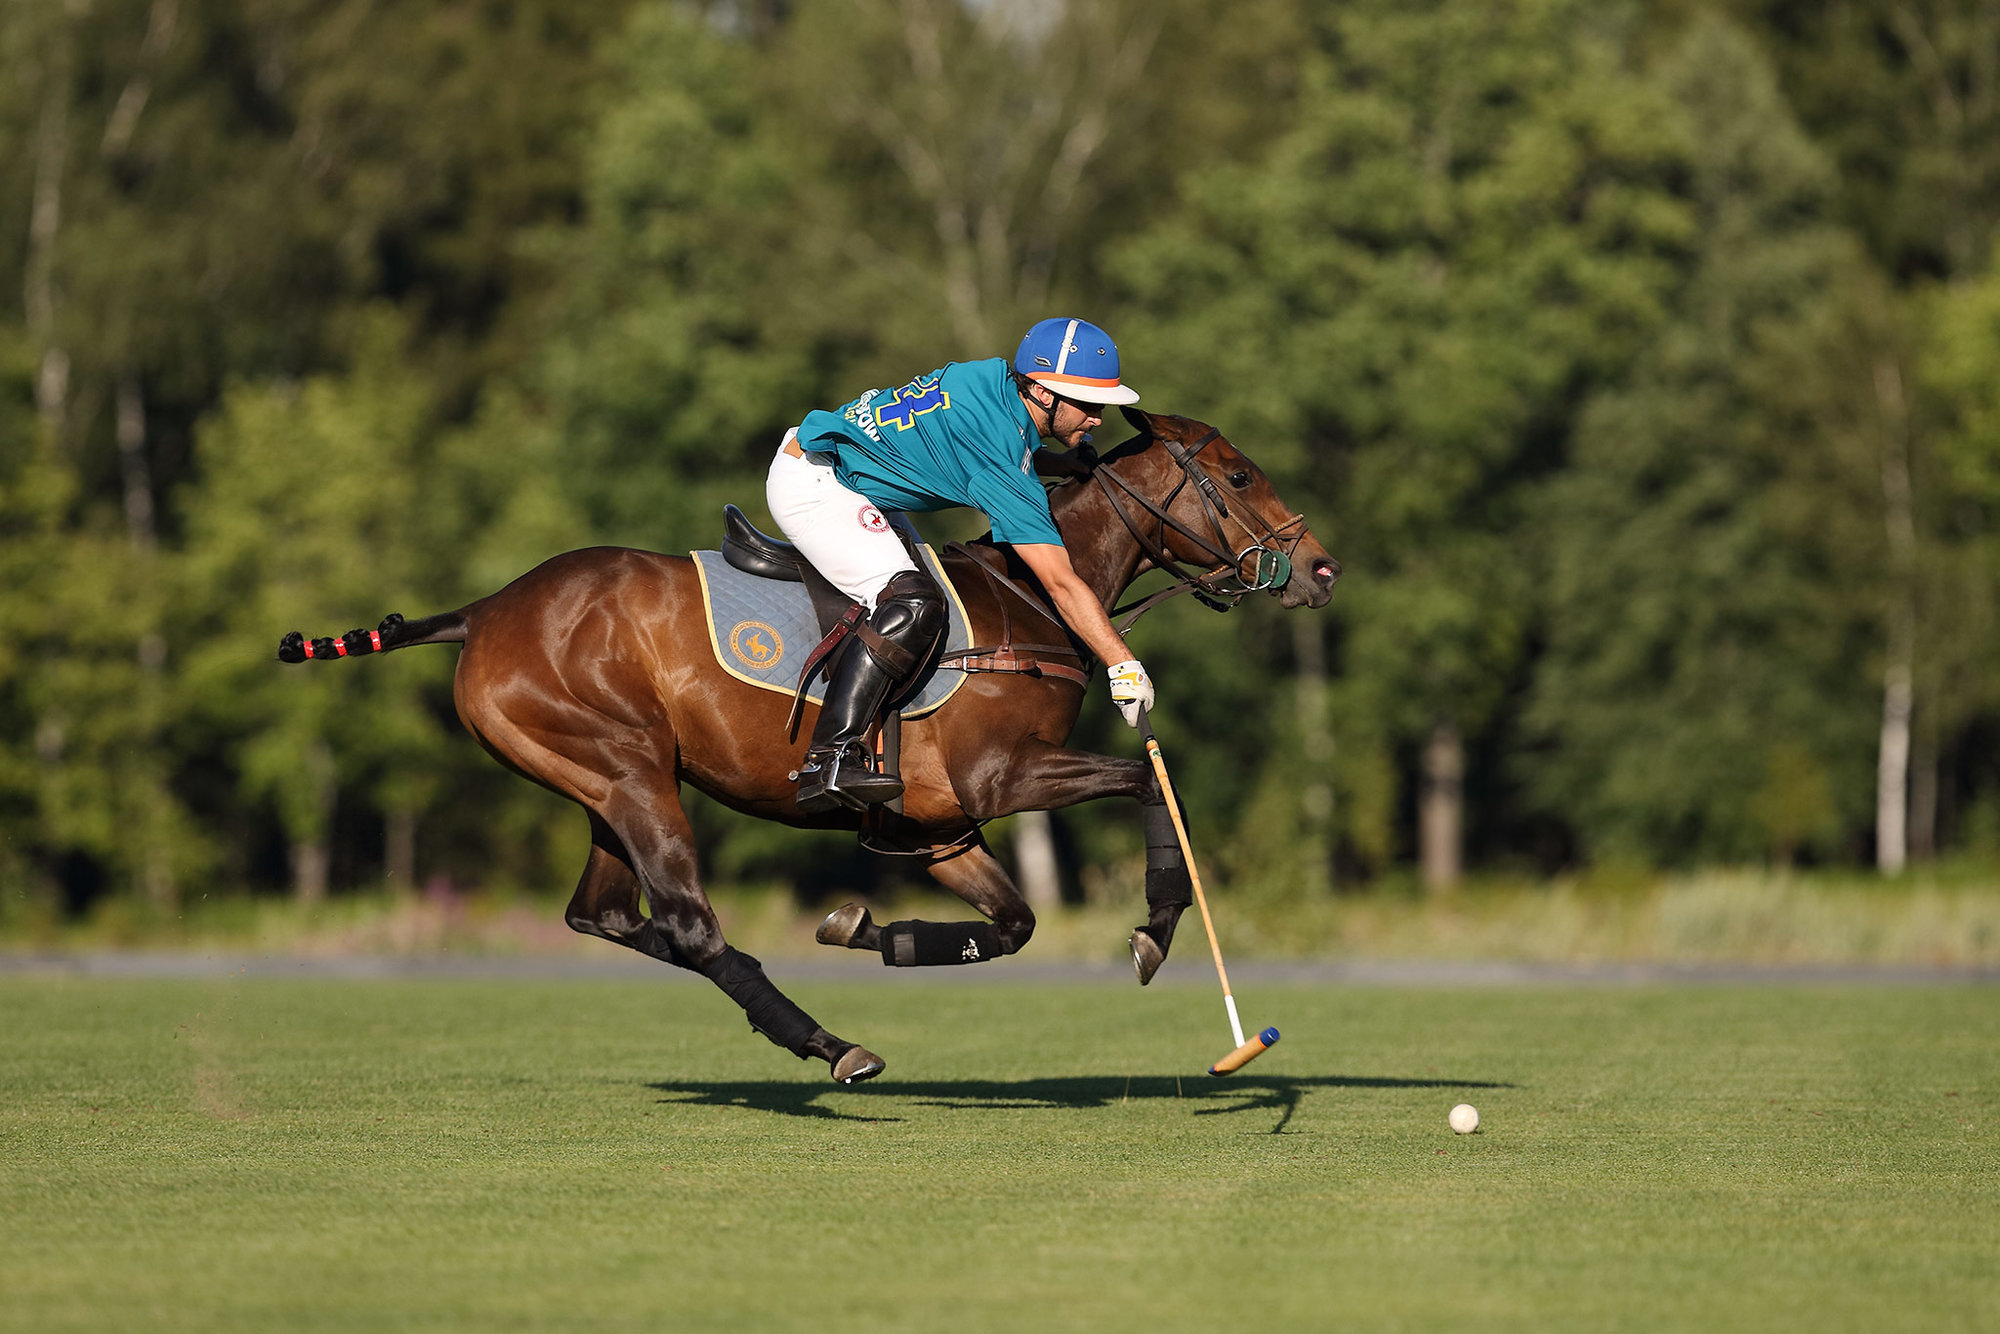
{"left": 1032, "top": 384, "right": 1096, "bottom": 445}
{"left": 1029, "top": 383, "right": 1069, "bottom": 442}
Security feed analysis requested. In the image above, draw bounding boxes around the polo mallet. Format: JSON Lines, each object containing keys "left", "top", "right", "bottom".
{"left": 1137, "top": 707, "right": 1280, "bottom": 1076}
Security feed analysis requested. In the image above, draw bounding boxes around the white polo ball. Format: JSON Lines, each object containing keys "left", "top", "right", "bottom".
{"left": 1449, "top": 1103, "right": 1480, "bottom": 1134}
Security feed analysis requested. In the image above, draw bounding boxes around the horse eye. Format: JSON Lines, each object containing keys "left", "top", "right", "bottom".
{"left": 1227, "top": 470, "right": 1251, "bottom": 489}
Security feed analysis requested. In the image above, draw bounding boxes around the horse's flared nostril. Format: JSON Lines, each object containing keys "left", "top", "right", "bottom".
{"left": 1313, "top": 558, "right": 1340, "bottom": 585}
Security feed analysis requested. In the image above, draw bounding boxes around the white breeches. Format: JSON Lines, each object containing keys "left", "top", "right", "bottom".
{"left": 765, "top": 429, "right": 920, "bottom": 610}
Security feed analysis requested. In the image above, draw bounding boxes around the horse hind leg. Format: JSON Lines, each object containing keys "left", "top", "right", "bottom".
{"left": 599, "top": 781, "right": 884, "bottom": 1084}
{"left": 818, "top": 835, "right": 1032, "bottom": 968}
{"left": 564, "top": 814, "right": 647, "bottom": 944}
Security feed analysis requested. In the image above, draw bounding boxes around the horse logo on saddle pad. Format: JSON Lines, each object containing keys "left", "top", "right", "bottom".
{"left": 727, "top": 620, "right": 785, "bottom": 672}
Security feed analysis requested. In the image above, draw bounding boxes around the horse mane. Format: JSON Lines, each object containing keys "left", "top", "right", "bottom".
{"left": 1044, "top": 416, "right": 1165, "bottom": 514}
{"left": 1092, "top": 431, "right": 1157, "bottom": 466}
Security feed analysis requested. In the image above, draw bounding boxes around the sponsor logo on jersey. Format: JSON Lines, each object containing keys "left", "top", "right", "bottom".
{"left": 841, "top": 392, "right": 888, "bottom": 445}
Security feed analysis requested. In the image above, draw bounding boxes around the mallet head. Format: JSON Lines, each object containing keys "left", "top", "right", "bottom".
{"left": 1209, "top": 1026, "right": 1280, "bottom": 1076}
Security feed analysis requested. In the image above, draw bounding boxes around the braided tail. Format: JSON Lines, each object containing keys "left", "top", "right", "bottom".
{"left": 277, "top": 610, "right": 468, "bottom": 664}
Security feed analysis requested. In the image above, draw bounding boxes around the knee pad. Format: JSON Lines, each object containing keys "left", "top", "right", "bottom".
{"left": 871, "top": 570, "right": 946, "bottom": 656}
{"left": 856, "top": 568, "right": 946, "bottom": 683}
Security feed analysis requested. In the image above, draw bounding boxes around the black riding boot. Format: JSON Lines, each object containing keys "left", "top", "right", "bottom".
{"left": 796, "top": 569, "right": 945, "bottom": 815}
{"left": 795, "top": 640, "right": 902, "bottom": 814}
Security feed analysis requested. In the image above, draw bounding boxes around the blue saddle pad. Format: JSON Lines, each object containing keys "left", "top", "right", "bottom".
{"left": 691, "top": 544, "right": 972, "bottom": 718}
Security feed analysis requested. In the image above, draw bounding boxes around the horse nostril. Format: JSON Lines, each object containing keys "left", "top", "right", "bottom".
{"left": 1313, "top": 559, "right": 1339, "bottom": 585}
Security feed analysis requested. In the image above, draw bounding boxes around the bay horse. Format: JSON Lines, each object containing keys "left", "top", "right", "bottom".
{"left": 279, "top": 407, "right": 1338, "bottom": 1082}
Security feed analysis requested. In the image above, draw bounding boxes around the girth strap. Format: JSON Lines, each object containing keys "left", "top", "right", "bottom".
{"left": 942, "top": 646, "right": 1090, "bottom": 687}
{"left": 939, "top": 541, "right": 1092, "bottom": 688}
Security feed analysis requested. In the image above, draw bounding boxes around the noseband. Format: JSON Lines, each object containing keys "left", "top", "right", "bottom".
{"left": 1086, "top": 427, "right": 1311, "bottom": 629}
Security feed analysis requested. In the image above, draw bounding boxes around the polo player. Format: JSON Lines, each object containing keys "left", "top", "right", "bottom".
{"left": 768, "top": 317, "right": 1157, "bottom": 814}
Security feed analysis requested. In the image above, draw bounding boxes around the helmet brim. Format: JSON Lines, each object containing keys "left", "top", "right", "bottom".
{"left": 1030, "top": 375, "right": 1139, "bottom": 406}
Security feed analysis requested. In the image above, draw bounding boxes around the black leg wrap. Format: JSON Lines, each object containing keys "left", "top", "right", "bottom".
{"left": 699, "top": 946, "right": 820, "bottom": 1057}
{"left": 1139, "top": 801, "right": 1193, "bottom": 958}
{"left": 879, "top": 920, "right": 1003, "bottom": 967}
{"left": 1144, "top": 801, "right": 1193, "bottom": 910}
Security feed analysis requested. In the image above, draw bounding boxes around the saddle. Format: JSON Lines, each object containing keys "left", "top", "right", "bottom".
{"left": 721, "top": 505, "right": 858, "bottom": 634}
{"left": 711, "top": 507, "right": 1091, "bottom": 806}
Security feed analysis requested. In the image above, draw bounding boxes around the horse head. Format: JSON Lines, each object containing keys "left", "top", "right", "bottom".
{"left": 1081, "top": 407, "right": 1339, "bottom": 611}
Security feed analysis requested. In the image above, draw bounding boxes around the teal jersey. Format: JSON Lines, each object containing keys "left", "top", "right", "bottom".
{"left": 795, "top": 358, "right": 1062, "bottom": 547}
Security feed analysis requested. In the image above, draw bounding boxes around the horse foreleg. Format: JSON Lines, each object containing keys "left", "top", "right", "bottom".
{"left": 598, "top": 782, "right": 882, "bottom": 1083}
{"left": 969, "top": 739, "right": 1192, "bottom": 985}
{"left": 816, "top": 835, "right": 1032, "bottom": 968}
{"left": 954, "top": 741, "right": 1154, "bottom": 819}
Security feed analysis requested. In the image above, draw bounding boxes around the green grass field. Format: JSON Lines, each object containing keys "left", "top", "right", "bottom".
{"left": 2, "top": 974, "right": 1994, "bottom": 1331}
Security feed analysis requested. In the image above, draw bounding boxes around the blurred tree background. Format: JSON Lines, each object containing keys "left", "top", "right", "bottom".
{"left": 2, "top": 0, "right": 1997, "bottom": 920}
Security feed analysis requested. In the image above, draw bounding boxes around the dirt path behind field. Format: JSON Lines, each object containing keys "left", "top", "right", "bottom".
{"left": 4, "top": 952, "right": 1994, "bottom": 985}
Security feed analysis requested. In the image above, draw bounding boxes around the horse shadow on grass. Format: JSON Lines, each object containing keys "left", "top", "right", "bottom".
{"left": 646, "top": 1073, "right": 1514, "bottom": 1134}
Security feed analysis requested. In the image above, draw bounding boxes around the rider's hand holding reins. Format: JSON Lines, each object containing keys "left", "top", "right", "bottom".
{"left": 1108, "top": 660, "right": 1154, "bottom": 728}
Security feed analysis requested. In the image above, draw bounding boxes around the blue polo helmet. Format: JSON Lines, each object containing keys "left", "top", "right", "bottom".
{"left": 1014, "top": 317, "right": 1140, "bottom": 405}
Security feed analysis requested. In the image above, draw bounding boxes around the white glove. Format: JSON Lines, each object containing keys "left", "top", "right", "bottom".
{"left": 1106, "top": 659, "right": 1154, "bottom": 729}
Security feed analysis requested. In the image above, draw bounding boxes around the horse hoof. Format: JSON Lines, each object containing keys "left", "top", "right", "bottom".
{"left": 1129, "top": 929, "right": 1165, "bottom": 986}
{"left": 816, "top": 902, "right": 875, "bottom": 949}
{"left": 832, "top": 1045, "right": 885, "bottom": 1084}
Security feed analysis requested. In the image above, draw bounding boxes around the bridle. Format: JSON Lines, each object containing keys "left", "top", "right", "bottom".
{"left": 1085, "top": 426, "right": 1312, "bottom": 631}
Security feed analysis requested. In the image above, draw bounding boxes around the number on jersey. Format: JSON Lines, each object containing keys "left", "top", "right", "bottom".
{"left": 873, "top": 376, "right": 951, "bottom": 432}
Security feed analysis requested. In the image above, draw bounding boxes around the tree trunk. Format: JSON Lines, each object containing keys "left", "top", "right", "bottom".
{"left": 291, "top": 741, "right": 337, "bottom": 904}
{"left": 291, "top": 841, "right": 330, "bottom": 908}
{"left": 1420, "top": 718, "right": 1463, "bottom": 895}
{"left": 385, "top": 807, "right": 418, "bottom": 893}
{"left": 1874, "top": 357, "right": 1917, "bottom": 875}
{"left": 116, "top": 374, "right": 156, "bottom": 550}
{"left": 1293, "top": 616, "right": 1334, "bottom": 894}
{"left": 1909, "top": 723, "right": 1938, "bottom": 863}
{"left": 138, "top": 793, "right": 176, "bottom": 909}
{"left": 116, "top": 371, "right": 174, "bottom": 904}
{"left": 1013, "top": 810, "right": 1062, "bottom": 913}
{"left": 1877, "top": 658, "right": 1912, "bottom": 874}
{"left": 27, "top": 12, "right": 75, "bottom": 449}
{"left": 100, "top": 0, "right": 180, "bottom": 157}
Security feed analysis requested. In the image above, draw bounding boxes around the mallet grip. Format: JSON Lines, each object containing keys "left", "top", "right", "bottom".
{"left": 1210, "top": 1027, "right": 1281, "bottom": 1076}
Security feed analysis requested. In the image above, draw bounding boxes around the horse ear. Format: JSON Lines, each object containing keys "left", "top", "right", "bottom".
{"left": 1120, "top": 405, "right": 1152, "bottom": 436}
